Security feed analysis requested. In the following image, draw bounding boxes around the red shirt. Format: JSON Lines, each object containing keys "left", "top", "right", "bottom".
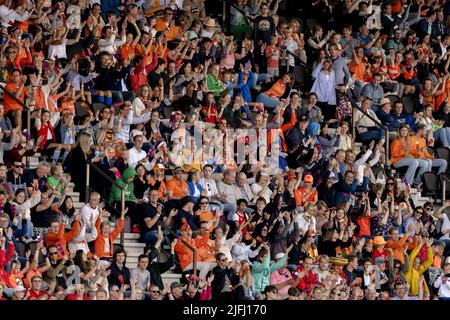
{"left": 27, "top": 289, "right": 48, "bottom": 300}
{"left": 66, "top": 294, "right": 91, "bottom": 300}
{"left": 294, "top": 266, "right": 318, "bottom": 293}
{"left": 372, "top": 248, "right": 388, "bottom": 262}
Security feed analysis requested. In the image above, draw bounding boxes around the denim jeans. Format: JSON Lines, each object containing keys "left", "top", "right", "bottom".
{"left": 251, "top": 73, "right": 272, "bottom": 88}
{"left": 415, "top": 159, "right": 431, "bottom": 184}
{"left": 112, "top": 91, "right": 136, "bottom": 104}
{"left": 139, "top": 230, "right": 158, "bottom": 245}
{"left": 421, "top": 158, "right": 448, "bottom": 174}
{"left": 256, "top": 93, "right": 281, "bottom": 109}
{"left": 433, "top": 127, "right": 450, "bottom": 147}
{"left": 394, "top": 158, "right": 419, "bottom": 185}
{"left": 359, "top": 128, "right": 387, "bottom": 142}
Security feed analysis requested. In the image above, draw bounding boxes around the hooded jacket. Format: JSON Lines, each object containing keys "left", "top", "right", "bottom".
{"left": 108, "top": 167, "right": 137, "bottom": 203}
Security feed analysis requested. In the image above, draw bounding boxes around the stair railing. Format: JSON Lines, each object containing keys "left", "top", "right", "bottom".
{"left": 352, "top": 103, "right": 390, "bottom": 164}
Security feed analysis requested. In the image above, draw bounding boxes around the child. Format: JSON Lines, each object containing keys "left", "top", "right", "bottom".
{"left": 35, "top": 110, "right": 69, "bottom": 164}
{"left": 8, "top": 255, "right": 30, "bottom": 288}
{"left": 372, "top": 236, "right": 389, "bottom": 262}
{"left": 265, "top": 36, "right": 280, "bottom": 78}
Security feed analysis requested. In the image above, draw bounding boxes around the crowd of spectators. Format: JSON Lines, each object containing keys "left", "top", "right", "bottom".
{"left": 1, "top": 0, "right": 450, "bottom": 301}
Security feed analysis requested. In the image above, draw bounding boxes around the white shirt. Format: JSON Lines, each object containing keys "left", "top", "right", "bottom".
{"left": 434, "top": 275, "right": 450, "bottom": 298}
{"left": 296, "top": 213, "right": 316, "bottom": 236}
{"left": 81, "top": 203, "right": 101, "bottom": 232}
{"left": 113, "top": 110, "right": 152, "bottom": 143}
{"left": 98, "top": 33, "right": 127, "bottom": 55}
{"left": 128, "top": 147, "right": 151, "bottom": 170}
{"left": 439, "top": 214, "right": 450, "bottom": 241}
{"left": 199, "top": 177, "right": 219, "bottom": 197}
{"left": 0, "top": 5, "right": 30, "bottom": 27}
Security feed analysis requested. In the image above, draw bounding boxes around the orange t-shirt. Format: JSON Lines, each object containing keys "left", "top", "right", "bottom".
{"left": 349, "top": 59, "right": 367, "bottom": 82}
{"left": 294, "top": 187, "right": 318, "bottom": 206}
{"left": 120, "top": 43, "right": 137, "bottom": 62}
{"left": 4, "top": 82, "right": 26, "bottom": 113}
{"left": 166, "top": 178, "right": 189, "bottom": 198}
{"left": 264, "top": 80, "right": 286, "bottom": 98}
{"left": 148, "top": 177, "right": 167, "bottom": 199}
{"left": 199, "top": 210, "right": 215, "bottom": 232}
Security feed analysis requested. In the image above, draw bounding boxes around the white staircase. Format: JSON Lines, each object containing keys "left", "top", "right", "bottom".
{"left": 354, "top": 142, "right": 431, "bottom": 207}
{"left": 26, "top": 153, "right": 180, "bottom": 287}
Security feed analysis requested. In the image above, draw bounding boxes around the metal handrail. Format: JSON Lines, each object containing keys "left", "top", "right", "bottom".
{"left": 86, "top": 160, "right": 126, "bottom": 245}
{"left": 158, "top": 221, "right": 197, "bottom": 277}
{"left": 85, "top": 161, "right": 197, "bottom": 275}
{"left": 442, "top": 176, "right": 450, "bottom": 203}
{"left": 352, "top": 103, "right": 390, "bottom": 164}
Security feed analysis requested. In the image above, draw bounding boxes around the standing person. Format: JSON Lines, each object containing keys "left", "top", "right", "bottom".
{"left": 210, "top": 252, "right": 240, "bottom": 301}
{"left": 253, "top": 2, "right": 275, "bottom": 45}
{"left": 93, "top": 208, "right": 127, "bottom": 259}
{"left": 107, "top": 249, "right": 131, "bottom": 289}
{"left": 311, "top": 59, "right": 337, "bottom": 122}
{"left": 251, "top": 243, "right": 290, "bottom": 293}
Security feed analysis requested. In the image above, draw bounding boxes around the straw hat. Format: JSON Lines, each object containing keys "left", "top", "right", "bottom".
{"left": 380, "top": 98, "right": 391, "bottom": 106}
{"left": 204, "top": 18, "right": 216, "bottom": 28}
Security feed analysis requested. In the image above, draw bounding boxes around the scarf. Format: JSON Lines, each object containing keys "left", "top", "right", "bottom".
{"left": 38, "top": 120, "right": 56, "bottom": 149}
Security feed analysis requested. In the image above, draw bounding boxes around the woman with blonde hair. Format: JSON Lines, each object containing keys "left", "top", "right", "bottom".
{"left": 69, "top": 132, "right": 99, "bottom": 201}
{"left": 132, "top": 84, "right": 155, "bottom": 117}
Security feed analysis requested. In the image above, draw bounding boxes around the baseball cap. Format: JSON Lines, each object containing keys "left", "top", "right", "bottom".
{"left": 300, "top": 115, "right": 309, "bottom": 122}
{"left": 173, "top": 167, "right": 185, "bottom": 174}
{"left": 153, "top": 163, "right": 166, "bottom": 171}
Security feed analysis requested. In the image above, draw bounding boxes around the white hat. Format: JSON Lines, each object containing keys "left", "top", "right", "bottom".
{"left": 274, "top": 252, "right": 285, "bottom": 260}
{"left": 14, "top": 285, "right": 26, "bottom": 293}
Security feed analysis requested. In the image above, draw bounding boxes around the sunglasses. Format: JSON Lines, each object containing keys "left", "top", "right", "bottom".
{"left": 425, "top": 207, "right": 432, "bottom": 210}
{"left": 220, "top": 259, "right": 227, "bottom": 262}
{"left": 14, "top": 165, "right": 24, "bottom": 168}
{"left": 49, "top": 252, "right": 58, "bottom": 255}
{"left": 200, "top": 202, "right": 209, "bottom": 205}
{"left": 151, "top": 290, "right": 161, "bottom": 294}
{"left": 394, "top": 266, "right": 401, "bottom": 269}
{"left": 386, "top": 182, "right": 394, "bottom": 185}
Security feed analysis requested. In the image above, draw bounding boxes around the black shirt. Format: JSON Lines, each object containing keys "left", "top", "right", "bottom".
{"left": 254, "top": 16, "right": 275, "bottom": 44}
{"left": 140, "top": 203, "right": 160, "bottom": 235}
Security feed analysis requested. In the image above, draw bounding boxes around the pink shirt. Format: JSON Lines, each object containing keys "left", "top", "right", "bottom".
{"left": 269, "top": 267, "right": 293, "bottom": 295}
